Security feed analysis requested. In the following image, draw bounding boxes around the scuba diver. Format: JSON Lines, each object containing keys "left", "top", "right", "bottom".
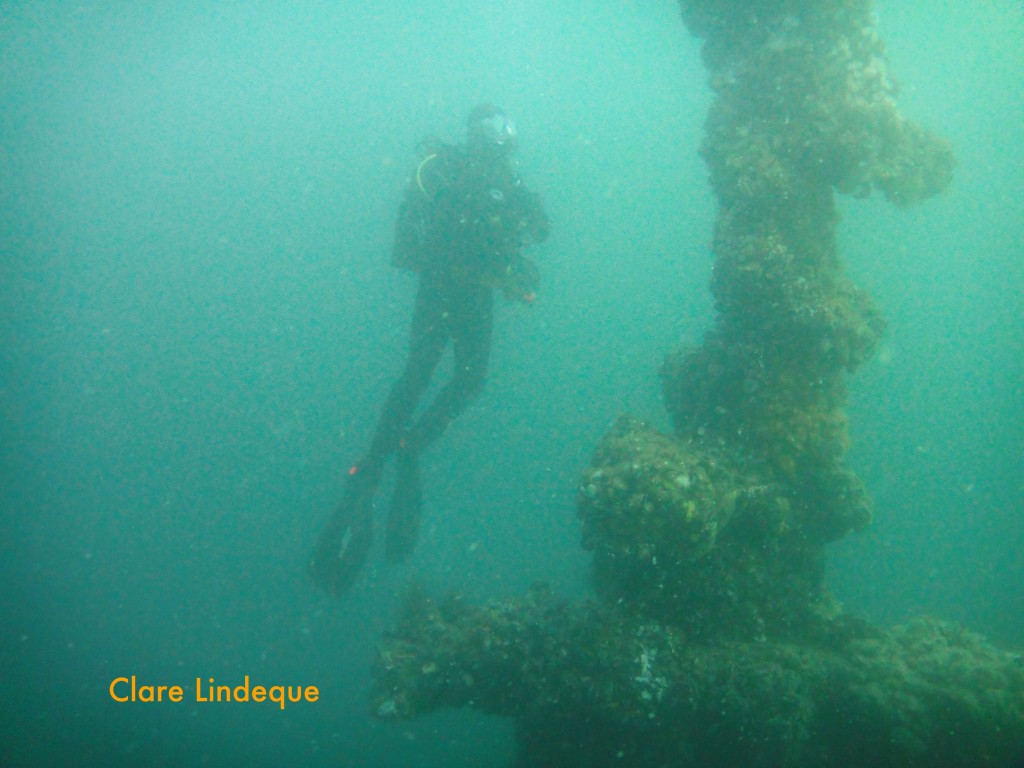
{"left": 310, "top": 104, "right": 550, "bottom": 596}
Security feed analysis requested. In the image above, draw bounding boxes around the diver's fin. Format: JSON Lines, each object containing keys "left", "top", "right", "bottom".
{"left": 309, "top": 483, "right": 376, "bottom": 596}
{"left": 385, "top": 453, "right": 422, "bottom": 563}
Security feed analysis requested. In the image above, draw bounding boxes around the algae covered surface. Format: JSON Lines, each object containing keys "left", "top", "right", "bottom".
{"left": 377, "top": 588, "right": 1024, "bottom": 767}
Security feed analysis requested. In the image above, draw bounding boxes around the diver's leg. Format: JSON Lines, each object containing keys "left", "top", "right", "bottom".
{"left": 310, "top": 276, "right": 448, "bottom": 594}
{"left": 402, "top": 283, "right": 493, "bottom": 453}
{"left": 360, "top": 275, "right": 449, "bottom": 470}
{"left": 328, "top": 269, "right": 450, "bottom": 544}
{"left": 385, "top": 285, "right": 493, "bottom": 561}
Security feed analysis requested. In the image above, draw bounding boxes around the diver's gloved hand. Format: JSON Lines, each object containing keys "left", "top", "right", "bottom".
{"left": 500, "top": 255, "right": 540, "bottom": 304}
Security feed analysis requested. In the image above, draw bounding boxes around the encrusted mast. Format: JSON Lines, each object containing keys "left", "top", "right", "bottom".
{"left": 581, "top": 0, "right": 955, "bottom": 637}
{"left": 666, "top": 0, "right": 954, "bottom": 546}
{"left": 371, "top": 3, "right": 1024, "bottom": 766}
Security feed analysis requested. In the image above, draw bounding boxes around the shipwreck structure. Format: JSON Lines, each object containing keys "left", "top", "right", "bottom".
{"left": 371, "top": 2, "right": 1024, "bottom": 766}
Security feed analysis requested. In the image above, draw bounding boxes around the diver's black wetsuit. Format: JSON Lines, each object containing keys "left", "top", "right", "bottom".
{"left": 311, "top": 108, "right": 548, "bottom": 596}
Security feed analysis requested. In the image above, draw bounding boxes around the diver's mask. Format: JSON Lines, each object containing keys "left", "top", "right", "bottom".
{"left": 469, "top": 108, "right": 518, "bottom": 155}
{"left": 477, "top": 113, "right": 517, "bottom": 148}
